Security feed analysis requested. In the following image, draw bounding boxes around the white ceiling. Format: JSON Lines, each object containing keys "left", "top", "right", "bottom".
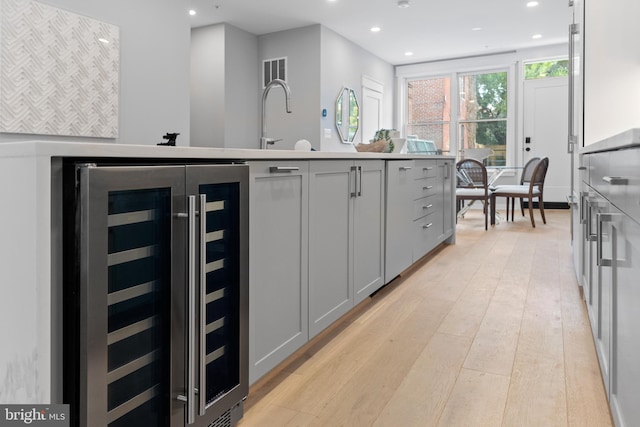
{"left": 188, "top": 0, "right": 570, "bottom": 65}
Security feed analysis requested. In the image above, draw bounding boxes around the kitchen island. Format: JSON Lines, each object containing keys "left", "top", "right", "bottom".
{"left": 0, "top": 141, "right": 455, "bottom": 404}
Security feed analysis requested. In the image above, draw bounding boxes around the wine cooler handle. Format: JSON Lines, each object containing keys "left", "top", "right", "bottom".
{"left": 199, "top": 194, "right": 207, "bottom": 416}
{"left": 187, "top": 195, "right": 197, "bottom": 424}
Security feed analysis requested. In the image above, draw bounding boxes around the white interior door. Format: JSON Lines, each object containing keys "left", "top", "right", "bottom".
{"left": 523, "top": 77, "right": 570, "bottom": 203}
{"left": 362, "top": 86, "right": 383, "bottom": 143}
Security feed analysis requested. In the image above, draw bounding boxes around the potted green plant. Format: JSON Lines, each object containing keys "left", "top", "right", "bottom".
{"left": 372, "top": 129, "right": 397, "bottom": 153}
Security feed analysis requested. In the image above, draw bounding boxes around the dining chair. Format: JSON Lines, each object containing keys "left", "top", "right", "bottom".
{"left": 490, "top": 157, "right": 549, "bottom": 228}
{"left": 456, "top": 158, "right": 491, "bottom": 230}
{"left": 507, "top": 156, "right": 540, "bottom": 221}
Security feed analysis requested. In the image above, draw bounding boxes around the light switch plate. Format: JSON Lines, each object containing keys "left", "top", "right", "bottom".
{"left": 324, "top": 128, "right": 332, "bottom": 139}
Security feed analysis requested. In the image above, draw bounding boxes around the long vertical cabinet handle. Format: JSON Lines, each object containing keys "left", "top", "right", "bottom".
{"left": 350, "top": 166, "right": 358, "bottom": 198}
{"left": 596, "top": 213, "right": 624, "bottom": 267}
{"left": 596, "top": 213, "right": 618, "bottom": 267}
{"left": 579, "top": 192, "right": 588, "bottom": 224}
{"left": 186, "top": 195, "right": 197, "bottom": 425}
{"left": 586, "top": 198, "right": 597, "bottom": 242}
{"left": 567, "top": 23, "right": 579, "bottom": 153}
{"left": 198, "top": 194, "right": 207, "bottom": 416}
{"left": 357, "top": 166, "right": 363, "bottom": 197}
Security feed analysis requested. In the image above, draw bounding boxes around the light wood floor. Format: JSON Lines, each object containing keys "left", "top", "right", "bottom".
{"left": 239, "top": 209, "right": 613, "bottom": 427}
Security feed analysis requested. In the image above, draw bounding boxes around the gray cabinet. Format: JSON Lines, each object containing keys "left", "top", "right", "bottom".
{"left": 308, "top": 160, "right": 385, "bottom": 338}
{"left": 248, "top": 161, "right": 309, "bottom": 384}
{"left": 582, "top": 148, "right": 640, "bottom": 427}
{"left": 610, "top": 212, "right": 640, "bottom": 427}
{"left": 353, "top": 161, "right": 386, "bottom": 304}
{"left": 385, "top": 160, "right": 415, "bottom": 283}
{"left": 439, "top": 159, "right": 455, "bottom": 241}
{"left": 412, "top": 159, "right": 441, "bottom": 260}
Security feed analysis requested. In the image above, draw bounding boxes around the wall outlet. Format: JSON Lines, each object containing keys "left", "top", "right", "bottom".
{"left": 323, "top": 128, "right": 332, "bottom": 139}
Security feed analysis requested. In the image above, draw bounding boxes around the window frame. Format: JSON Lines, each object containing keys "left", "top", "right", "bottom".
{"left": 398, "top": 64, "right": 516, "bottom": 166}
{"left": 405, "top": 75, "right": 453, "bottom": 155}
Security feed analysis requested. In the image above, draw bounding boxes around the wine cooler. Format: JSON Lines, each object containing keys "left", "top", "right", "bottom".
{"left": 63, "top": 162, "right": 248, "bottom": 427}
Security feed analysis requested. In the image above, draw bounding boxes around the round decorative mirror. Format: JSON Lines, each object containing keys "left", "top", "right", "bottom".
{"left": 335, "top": 87, "right": 359, "bottom": 143}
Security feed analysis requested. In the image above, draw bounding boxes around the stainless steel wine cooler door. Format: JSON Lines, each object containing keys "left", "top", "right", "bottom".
{"left": 185, "top": 165, "right": 249, "bottom": 427}
{"left": 78, "top": 165, "right": 186, "bottom": 427}
{"left": 76, "top": 163, "right": 248, "bottom": 427}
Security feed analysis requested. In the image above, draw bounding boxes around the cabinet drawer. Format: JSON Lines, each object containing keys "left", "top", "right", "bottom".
{"left": 588, "top": 148, "right": 640, "bottom": 220}
{"left": 413, "top": 196, "right": 437, "bottom": 220}
{"left": 414, "top": 177, "right": 438, "bottom": 199}
{"left": 413, "top": 214, "right": 438, "bottom": 260}
{"left": 413, "top": 161, "right": 438, "bottom": 179}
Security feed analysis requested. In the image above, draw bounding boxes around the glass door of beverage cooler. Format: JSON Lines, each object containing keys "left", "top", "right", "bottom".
{"left": 185, "top": 165, "right": 248, "bottom": 427}
{"left": 73, "top": 163, "right": 248, "bottom": 427}
{"left": 76, "top": 164, "right": 186, "bottom": 427}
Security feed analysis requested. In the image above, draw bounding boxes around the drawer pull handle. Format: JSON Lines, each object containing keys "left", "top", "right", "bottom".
{"left": 423, "top": 204, "right": 433, "bottom": 209}
{"left": 602, "top": 176, "right": 628, "bottom": 185}
{"left": 399, "top": 166, "right": 412, "bottom": 171}
{"left": 423, "top": 223, "right": 433, "bottom": 229}
{"left": 423, "top": 167, "right": 434, "bottom": 171}
{"left": 270, "top": 166, "right": 299, "bottom": 173}
{"left": 423, "top": 186, "right": 433, "bottom": 190}
{"left": 578, "top": 166, "right": 587, "bottom": 170}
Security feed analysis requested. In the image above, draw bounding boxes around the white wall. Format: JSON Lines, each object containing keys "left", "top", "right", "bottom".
{"left": 0, "top": 0, "right": 191, "bottom": 146}
{"left": 191, "top": 24, "right": 226, "bottom": 148}
{"left": 320, "top": 27, "right": 395, "bottom": 152}
{"left": 190, "top": 24, "right": 259, "bottom": 149}
{"left": 583, "top": 0, "right": 640, "bottom": 145}
{"left": 225, "top": 25, "right": 260, "bottom": 149}
{"left": 258, "top": 25, "right": 322, "bottom": 150}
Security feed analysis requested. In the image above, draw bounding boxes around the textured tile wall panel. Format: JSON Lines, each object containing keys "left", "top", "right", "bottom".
{"left": 0, "top": 0, "right": 119, "bottom": 138}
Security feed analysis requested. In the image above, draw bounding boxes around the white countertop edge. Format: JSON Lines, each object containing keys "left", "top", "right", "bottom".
{"left": 0, "top": 140, "right": 454, "bottom": 160}
{"left": 581, "top": 128, "right": 640, "bottom": 154}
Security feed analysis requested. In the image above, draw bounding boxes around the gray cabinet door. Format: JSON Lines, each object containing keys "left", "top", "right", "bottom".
{"left": 595, "top": 201, "right": 613, "bottom": 398}
{"left": 353, "top": 160, "right": 385, "bottom": 304}
{"left": 385, "top": 160, "right": 415, "bottom": 283}
{"left": 439, "top": 159, "right": 454, "bottom": 241}
{"left": 610, "top": 210, "right": 640, "bottom": 427}
{"left": 248, "top": 161, "right": 309, "bottom": 384}
{"left": 309, "top": 160, "right": 354, "bottom": 338}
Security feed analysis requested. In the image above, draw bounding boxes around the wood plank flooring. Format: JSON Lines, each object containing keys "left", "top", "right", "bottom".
{"left": 239, "top": 209, "right": 613, "bottom": 427}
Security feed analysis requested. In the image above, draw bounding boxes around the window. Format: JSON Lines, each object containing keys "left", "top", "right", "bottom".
{"left": 524, "top": 59, "right": 569, "bottom": 80}
{"left": 406, "top": 77, "right": 451, "bottom": 154}
{"left": 459, "top": 71, "right": 508, "bottom": 166}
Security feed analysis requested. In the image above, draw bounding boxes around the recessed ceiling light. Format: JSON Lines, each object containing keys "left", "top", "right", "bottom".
{"left": 527, "top": 1, "right": 539, "bottom": 7}
{"left": 532, "top": 34, "right": 543, "bottom": 39}
{"left": 189, "top": 9, "right": 196, "bottom": 16}
{"left": 397, "top": 0, "right": 410, "bottom": 8}
{"left": 472, "top": 27, "right": 483, "bottom": 31}
{"left": 405, "top": 51, "right": 414, "bottom": 56}
{"left": 370, "top": 27, "right": 381, "bottom": 33}
{"left": 98, "top": 38, "right": 110, "bottom": 44}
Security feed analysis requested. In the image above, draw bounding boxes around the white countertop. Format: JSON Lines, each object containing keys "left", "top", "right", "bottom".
{"left": 581, "top": 128, "right": 640, "bottom": 154}
{"left": 0, "top": 140, "right": 453, "bottom": 160}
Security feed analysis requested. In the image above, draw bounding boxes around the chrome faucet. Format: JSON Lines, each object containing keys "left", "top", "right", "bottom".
{"left": 261, "top": 79, "right": 292, "bottom": 149}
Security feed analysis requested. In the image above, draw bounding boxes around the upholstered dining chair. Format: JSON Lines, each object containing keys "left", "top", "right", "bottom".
{"left": 506, "top": 156, "right": 540, "bottom": 221}
{"left": 490, "top": 157, "right": 549, "bottom": 228}
{"left": 456, "top": 158, "right": 491, "bottom": 230}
